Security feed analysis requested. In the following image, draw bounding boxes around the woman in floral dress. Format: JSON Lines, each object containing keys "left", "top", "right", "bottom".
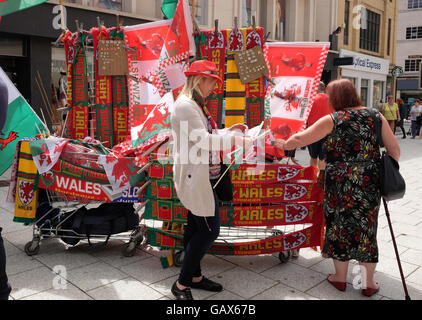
{"left": 275, "top": 79, "right": 400, "bottom": 296}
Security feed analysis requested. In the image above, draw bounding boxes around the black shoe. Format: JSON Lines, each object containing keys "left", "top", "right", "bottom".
{"left": 402, "top": 136, "right": 406, "bottom": 139}
{"left": 191, "top": 277, "right": 223, "bottom": 292}
{"left": 171, "top": 281, "right": 193, "bottom": 300}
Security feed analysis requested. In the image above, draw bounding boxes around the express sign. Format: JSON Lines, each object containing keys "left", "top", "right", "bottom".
{"left": 339, "top": 49, "right": 390, "bottom": 75}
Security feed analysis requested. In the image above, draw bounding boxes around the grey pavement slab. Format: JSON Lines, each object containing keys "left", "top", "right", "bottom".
{"left": 210, "top": 266, "right": 278, "bottom": 299}
{"left": 64, "top": 261, "right": 128, "bottom": 292}
{"left": 86, "top": 277, "right": 164, "bottom": 300}
{"left": 21, "top": 282, "right": 93, "bottom": 300}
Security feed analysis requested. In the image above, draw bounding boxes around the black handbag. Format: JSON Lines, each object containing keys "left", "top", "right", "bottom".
{"left": 211, "top": 163, "right": 233, "bottom": 202}
{"left": 371, "top": 109, "right": 406, "bottom": 201}
{"left": 416, "top": 115, "right": 422, "bottom": 126}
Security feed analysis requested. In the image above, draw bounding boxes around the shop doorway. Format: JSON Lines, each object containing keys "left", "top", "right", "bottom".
{"left": 0, "top": 56, "right": 30, "bottom": 102}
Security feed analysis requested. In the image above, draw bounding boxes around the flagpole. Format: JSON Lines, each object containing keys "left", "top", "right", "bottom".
{"left": 212, "top": 158, "right": 236, "bottom": 190}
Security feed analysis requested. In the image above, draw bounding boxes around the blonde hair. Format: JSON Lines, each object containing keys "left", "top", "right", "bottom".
{"left": 180, "top": 75, "right": 204, "bottom": 98}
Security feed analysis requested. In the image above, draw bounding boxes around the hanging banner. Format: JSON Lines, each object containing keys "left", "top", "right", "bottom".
{"left": 72, "top": 33, "right": 90, "bottom": 140}
{"left": 14, "top": 141, "right": 39, "bottom": 224}
{"left": 265, "top": 42, "right": 330, "bottom": 139}
{"left": 225, "top": 28, "right": 247, "bottom": 128}
{"left": 110, "top": 28, "right": 130, "bottom": 146}
{"left": 231, "top": 164, "right": 318, "bottom": 185}
{"left": 62, "top": 31, "right": 77, "bottom": 139}
{"left": 205, "top": 30, "right": 226, "bottom": 127}
{"left": 124, "top": 20, "right": 188, "bottom": 129}
{"left": 244, "top": 27, "right": 266, "bottom": 128}
{"left": 92, "top": 27, "right": 114, "bottom": 147}
{"left": 145, "top": 199, "right": 323, "bottom": 227}
{"left": 233, "top": 182, "right": 324, "bottom": 204}
{"left": 147, "top": 224, "right": 323, "bottom": 255}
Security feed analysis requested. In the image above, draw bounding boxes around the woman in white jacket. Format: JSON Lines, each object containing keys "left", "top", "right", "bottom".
{"left": 170, "top": 60, "right": 251, "bottom": 300}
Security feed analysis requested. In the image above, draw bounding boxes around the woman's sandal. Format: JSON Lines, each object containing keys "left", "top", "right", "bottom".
{"left": 362, "top": 284, "right": 380, "bottom": 297}
{"left": 327, "top": 274, "right": 347, "bottom": 292}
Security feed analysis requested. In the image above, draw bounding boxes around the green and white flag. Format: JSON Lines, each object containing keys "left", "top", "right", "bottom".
{"left": 0, "top": 0, "right": 48, "bottom": 17}
{"left": 0, "top": 67, "right": 45, "bottom": 175}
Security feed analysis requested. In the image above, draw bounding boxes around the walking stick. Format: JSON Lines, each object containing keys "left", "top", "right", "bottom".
{"left": 382, "top": 197, "right": 411, "bottom": 300}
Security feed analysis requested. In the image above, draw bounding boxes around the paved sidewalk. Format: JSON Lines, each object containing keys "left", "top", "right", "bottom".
{"left": 1, "top": 123, "right": 421, "bottom": 300}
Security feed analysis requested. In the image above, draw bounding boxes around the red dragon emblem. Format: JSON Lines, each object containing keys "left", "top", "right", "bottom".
{"left": 246, "top": 31, "right": 261, "bottom": 48}
{"left": 277, "top": 166, "right": 300, "bottom": 182}
{"left": 18, "top": 180, "right": 35, "bottom": 206}
{"left": 284, "top": 184, "right": 307, "bottom": 201}
{"left": 0, "top": 131, "right": 18, "bottom": 150}
{"left": 273, "top": 84, "right": 302, "bottom": 112}
{"left": 283, "top": 232, "right": 307, "bottom": 250}
{"left": 208, "top": 31, "right": 224, "bottom": 49}
{"left": 285, "top": 204, "right": 309, "bottom": 223}
{"left": 228, "top": 29, "right": 244, "bottom": 52}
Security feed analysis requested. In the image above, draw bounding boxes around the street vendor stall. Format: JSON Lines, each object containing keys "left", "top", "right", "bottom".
{"left": 5, "top": 0, "right": 330, "bottom": 267}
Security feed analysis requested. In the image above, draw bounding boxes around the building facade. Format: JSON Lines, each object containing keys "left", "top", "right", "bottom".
{"left": 0, "top": 0, "right": 154, "bottom": 118}
{"left": 396, "top": 0, "right": 422, "bottom": 105}
{"left": 336, "top": 0, "right": 398, "bottom": 109}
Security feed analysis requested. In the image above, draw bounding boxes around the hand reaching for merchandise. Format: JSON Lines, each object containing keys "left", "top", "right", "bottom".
{"left": 274, "top": 139, "right": 286, "bottom": 150}
{"left": 228, "top": 123, "right": 248, "bottom": 134}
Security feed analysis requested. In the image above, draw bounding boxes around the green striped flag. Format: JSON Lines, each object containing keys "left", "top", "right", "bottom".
{"left": 0, "top": 67, "right": 45, "bottom": 175}
{"left": 0, "top": 0, "right": 48, "bottom": 17}
{"left": 161, "top": 0, "right": 178, "bottom": 19}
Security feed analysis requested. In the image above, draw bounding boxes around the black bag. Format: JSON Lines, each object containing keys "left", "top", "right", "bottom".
{"left": 211, "top": 163, "right": 233, "bottom": 202}
{"left": 416, "top": 115, "right": 422, "bottom": 126}
{"left": 61, "top": 203, "right": 139, "bottom": 246}
{"left": 371, "top": 109, "right": 406, "bottom": 201}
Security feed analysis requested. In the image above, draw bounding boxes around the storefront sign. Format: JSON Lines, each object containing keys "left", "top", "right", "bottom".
{"left": 339, "top": 49, "right": 390, "bottom": 75}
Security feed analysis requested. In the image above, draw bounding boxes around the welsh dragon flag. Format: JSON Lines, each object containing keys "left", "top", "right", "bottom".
{"left": 0, "top": 67, "right": 45, "bottom": 175}
{"left": 131, "top": 91, "right": 174, "bottom": 149}
{"left": 152, "top": 0, "right": 195, "bottom": 96}
{"left": 0, "top": 0, "right": 48, "bottom": 18}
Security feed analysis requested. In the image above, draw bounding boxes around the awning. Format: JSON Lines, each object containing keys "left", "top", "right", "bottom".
{"left": 397, "top": 79, "right": 420, "bottom": 90}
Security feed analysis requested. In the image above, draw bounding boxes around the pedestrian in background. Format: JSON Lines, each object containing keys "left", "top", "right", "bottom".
{"left": 382, "top": 95, "right": 400, "bottom": 133}
{"left": 306, "top": 82, "right": 333, "bottom": 171}
{"left": 170, "top": 60, "right": 251, "bottom": 300}
{"left": 395, "top": 98, "right": 406, "bottom": 139}
{"left": 274, "top": 79, "right": 400, "bottom": 297}
{"left": 410, "top": 99, "right": 422, "bottom": 139}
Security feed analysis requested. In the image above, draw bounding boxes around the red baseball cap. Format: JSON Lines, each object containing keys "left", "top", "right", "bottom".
{"left": 184, "top": 60, "right": 223, "bottom": 83}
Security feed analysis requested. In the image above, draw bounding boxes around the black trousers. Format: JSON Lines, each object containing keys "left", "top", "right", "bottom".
{"left": 178, "top": 190, "right": 220, "bottom": 287}
{"left": 395, "top": 119, "right": 406, "bottom": 137}
{"left": 0, "top": 228, "right": 11, "bottom": 300}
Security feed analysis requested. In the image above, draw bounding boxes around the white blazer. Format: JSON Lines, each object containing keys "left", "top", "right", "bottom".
{"left": 170, "top": 94, "right": 232, "bottom": 217}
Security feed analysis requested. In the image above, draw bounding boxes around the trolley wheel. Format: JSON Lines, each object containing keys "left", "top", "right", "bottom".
{"left": 173, "top": 250, "right": 185, "bottom": 267}
{"left": 122, "top": 240, "right": 139, "bottom": 257}
{"left": 24, "top": 241, "right": 40, "bottom": 256}
{"left": 279, "top": 251, "right": 291, "bottom": 263}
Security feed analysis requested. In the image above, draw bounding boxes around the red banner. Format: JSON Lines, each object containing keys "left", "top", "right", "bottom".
{"left": 233, "top": 182, "right": 324, "bottom": 204}
{"left": 231, "top": 164, "right": 317, "bottom": 185}
{"left": 265, "top": 42, "right": 330, "bottom": 140}
{"left": 92, "top": 27, "right": 114, "bottom": 147}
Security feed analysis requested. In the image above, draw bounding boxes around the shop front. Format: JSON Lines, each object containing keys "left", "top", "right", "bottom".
{"left": 339, "top": 49, "right": 390, "bottom": 109}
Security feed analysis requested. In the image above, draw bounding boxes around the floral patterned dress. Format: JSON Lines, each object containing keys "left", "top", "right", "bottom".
{"left": 322, "top": 109, "right": 381, "bottom": 263}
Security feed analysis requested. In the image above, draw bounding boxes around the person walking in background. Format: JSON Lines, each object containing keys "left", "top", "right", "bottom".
{"left": 170, "top": 60, "right": 251, "bottom": 300}
{"left": 382, "top": 95, "right": 400, "bottom": 133}
{"left": 410, "top": 99, "right": 422, "bottom": 139}
{"left": 306, "top": 82, "right": 333, "bottom": 171}
{"left": 274, "top": 79, "right": 400, "bottom": 297}
{"left": 376, "top": 99, "right": 384, "bottom": 112}
{"left": 395, "top": 98, "right": 406, "bottom": 139}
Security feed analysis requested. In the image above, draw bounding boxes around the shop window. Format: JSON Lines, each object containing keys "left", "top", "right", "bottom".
{"left": 359, "top": 9, "right": 380, "bottom": 53}
{"left": 405, "top": 59, "right": 422, "bottom": 72}
{"left": 361, "top": 79, "right": 369, "bottom": 108}
{"left": 373, "top": 80, "right": 384, "bottom": 109}
{"left": 408, "top": 0, "right": 422, "bottom": 9}
{"left": 406, "top": 26, "right": 422, "bottom": 39}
